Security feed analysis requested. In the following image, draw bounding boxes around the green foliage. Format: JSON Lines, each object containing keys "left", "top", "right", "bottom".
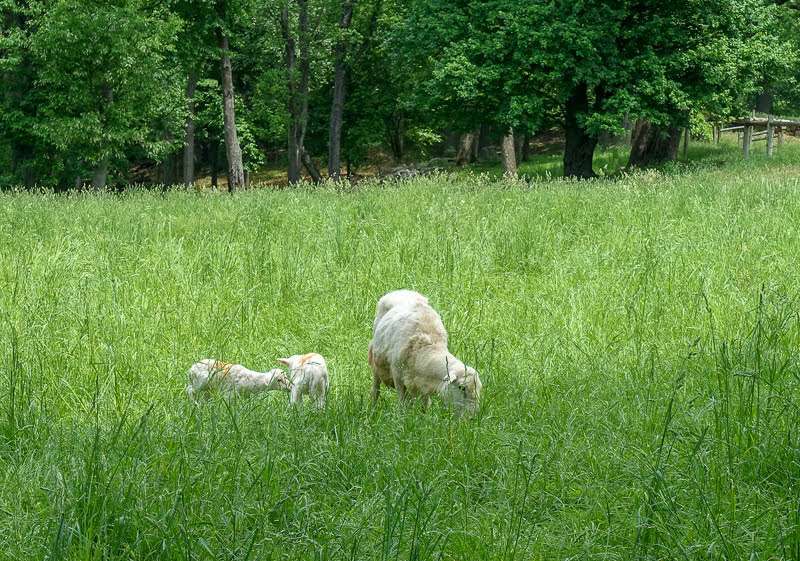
{"left": 769, "top": 1, "right": 800, "bottom": 115}
{"left": 29, "top": 0, "right": 184, "bottom": 181}
{"left": 397, "top": 0, "right": 782, "bottom": 138}
{"left": 1, "top": 0, "right": 799, "bottom": 185}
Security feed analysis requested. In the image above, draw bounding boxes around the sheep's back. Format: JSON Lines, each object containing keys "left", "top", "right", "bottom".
{"left": 371, "top": 302, "right": 448, "bottom": 367}
{"left": 373, "top": 290, "right": 429, "bottom": 332}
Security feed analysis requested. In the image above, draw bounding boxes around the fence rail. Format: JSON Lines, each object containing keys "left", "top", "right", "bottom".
{"left": 715, "top": 114, "right": 800, "bottom": 159}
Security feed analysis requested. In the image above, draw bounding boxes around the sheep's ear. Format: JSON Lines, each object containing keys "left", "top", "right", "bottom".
{"left": 277, "top": 358, "right": 291, "bottom": 366}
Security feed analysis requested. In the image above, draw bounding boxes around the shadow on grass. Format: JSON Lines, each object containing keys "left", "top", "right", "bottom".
{"left": 457, "top": 134, "right": 800, "bottom": 182}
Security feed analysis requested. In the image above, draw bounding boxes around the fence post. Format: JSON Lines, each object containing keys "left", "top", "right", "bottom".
{"left": 766, "top": 115, "right": 775, "bottom": 157}
{"left": 683, "top": 128, "right": 689, "bottom": 160}
{"left": 743, "top": 125, "right": 753, "bottom": 159}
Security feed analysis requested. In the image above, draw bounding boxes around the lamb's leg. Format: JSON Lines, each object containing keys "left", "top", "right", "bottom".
{"left": 290, "top": 385, "right": 303, "bottom": 407}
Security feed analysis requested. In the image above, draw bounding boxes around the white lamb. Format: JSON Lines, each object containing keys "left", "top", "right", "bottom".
{"left": 278, "top": 353, "right": 329, "bottom": 408}
{"left": 186, "top": 359, "right": 291, "bottom": 400}
{"left": 368, "top": 290, "right": 482, "bottom": 415}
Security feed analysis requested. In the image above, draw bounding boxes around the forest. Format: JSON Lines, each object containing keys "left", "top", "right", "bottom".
{"left": 1, "top": 0, "right": 799, "bottom": 189}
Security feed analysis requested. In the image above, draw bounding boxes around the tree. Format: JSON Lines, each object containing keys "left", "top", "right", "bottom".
{"left": 279, "top": 0, "right": 328, "bottom": 184}
{"left": 219, "top": 30, "right": 245, "bottom": 190}
{"left": 500, "top": 129, "right": 517, "bottom": 178}
{"left": 400, "top": 0, "right": 779, "bottom": 178}
{"left": 391, "top": 0, "right": 542, "bottom": 176}
{"left": 620, "top": 0, "right": 782, "bottom": 168}
{"left": 170, "top": 0, "right": 218, "bottom": 187}
{"left": 183, "top": 72, "right": 198, "bottom": 186}
{"left": 27, "top": 0, "right": 183, "bottom": 188}
{"left": 763, "top": 0, "right": 800, "bottom": 117}
{"left": 0, "top": 0, "right": 38, "bottom": 186}
{"left": 327, "top": 0, "right": 354, "bottom": 180}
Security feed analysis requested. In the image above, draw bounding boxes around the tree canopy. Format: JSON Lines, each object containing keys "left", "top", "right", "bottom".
{"left": 1, "top": 0, "right": 797, "bottom": 187}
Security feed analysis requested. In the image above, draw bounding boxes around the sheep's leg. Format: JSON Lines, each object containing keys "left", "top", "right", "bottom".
{"left": 394, "top": 378, "right": 409, "bottom": 405}
{"left": 391, "top": 364, "right": 409, "bottom": 405}
{"left": 368, "top": 346, "right": 382, "bottom": 404}
{"left": 421, "top": 395, "right": 431, "bottom": 411}
{"left": 370, "top": 372, "right": 381, "bottom": 404}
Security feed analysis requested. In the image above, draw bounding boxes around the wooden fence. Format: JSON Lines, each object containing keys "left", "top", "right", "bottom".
{"left": 715, "top": 115, "right": 800, "bottom": 158}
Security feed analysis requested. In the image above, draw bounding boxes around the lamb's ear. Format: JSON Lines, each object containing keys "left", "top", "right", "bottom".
{"left": 277, "top": 358, "right": 291, "bottom": 366}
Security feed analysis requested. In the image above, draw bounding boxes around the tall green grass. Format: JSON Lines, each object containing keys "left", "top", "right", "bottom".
{"left": 2, "top": 142, "right": 800, "bottom": 560}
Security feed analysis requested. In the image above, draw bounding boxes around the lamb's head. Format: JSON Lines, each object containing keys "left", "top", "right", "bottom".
{"left": 278, "top": 355, "right": 302, "bottom": 370}
{"left": 267, "top": 368, "right": 292, "bottom": 391}
{"left": 442, "top": 363, "right": 482, "bottom": 415}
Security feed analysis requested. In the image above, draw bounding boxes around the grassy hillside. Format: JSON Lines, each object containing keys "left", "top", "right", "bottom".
{"left": 2, "top": 141, "right": 800, "bottom": 560}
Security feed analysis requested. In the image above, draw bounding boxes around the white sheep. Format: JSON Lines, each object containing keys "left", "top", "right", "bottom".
{"left": 278, "top": 353, "right": 329, "bottom": 408}
{"left": 372, "top": 289, "right": 429, "bottom": 331}
{"left": 368, "top": 290, "right": 482, "bottom": 414}
{"left": 186, "top": 359, "right": 291, "bottom": 400}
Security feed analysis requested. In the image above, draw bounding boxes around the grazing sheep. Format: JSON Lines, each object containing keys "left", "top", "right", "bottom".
{"left": 372, "top": 289, "right": 429, "bottom": 331}
{"left": 368, "top": 290, "right": 482, "bottom": 415}
{"left": 278, "top": 353, "right": 329, "bottom": 408}
{"left": 186, "top": 359, "right": 291, "bottom": 400}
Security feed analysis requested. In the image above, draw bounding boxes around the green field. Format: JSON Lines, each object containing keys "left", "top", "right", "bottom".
{"left": 2, "top": 142, "right": 800, "bottom": 560}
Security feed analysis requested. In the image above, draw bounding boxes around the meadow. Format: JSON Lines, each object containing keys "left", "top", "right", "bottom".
{"left": 2, "top": 141, "right": 800, "bottom": 560}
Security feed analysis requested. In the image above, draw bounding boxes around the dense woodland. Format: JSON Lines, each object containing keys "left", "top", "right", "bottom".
{"left": 1, "top": 0, "right": 799, "bottom": 189}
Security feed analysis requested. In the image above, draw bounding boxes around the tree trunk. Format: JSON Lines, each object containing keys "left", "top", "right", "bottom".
{"left": 522, "top": 131, "right": 531, "bottom": 161}
{"left": 283, "top": 7, "right": 301, "bottom": 186}
{"left": 92, "top": 157, "right": 109, "bottom": 189}
{"left": 627, "top": 120, "right": 681, "bottom": 168}
{"left": 473, "top": 125, "right": 484, "bottom": 161}
{"left": 455, "top": 130, "right": 477, "bottom": 166}
{"left": 220, "top": 33, "right": 245, "bottom": 192}
{"left": 328, "top": 0, "right": 354, "bottom": 181}
{"left": 161, "top": 153, "right": 177, "bottom": 186}
{"left": 183, "top": 72, "right": 197, "bottom": 186}
{"left": 501, "top": 129, "right": 517, "bottom": 178}
{"left": 514, "top": 132, "right": 524, "bottom": 164}
{"left": 301, "top": 148, "right": 323, "bottom": 183}
{"left": 298, "top": 0, "right": 311, "bottom": 154}
{"left": 209, "top": 137, "right": 219, "bottom": 189}
{"left": 387, "top": 114, "right": 404, "bottom": 163}
{"left": 563, "top": 83, "right": 597, "bottom": 179}
{"left": 91, "top": 85, "right": 114, "bottom": 190}
{"left": 623, "top": 114, "right": 633, "bottom": 145}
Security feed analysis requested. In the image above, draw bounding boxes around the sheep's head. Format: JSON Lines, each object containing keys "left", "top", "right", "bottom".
{"left": 268, "top": 369, "right": 292, "bottom": 391}
{"left": 443, "top": 364, "right": 482, "bottom": 415}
